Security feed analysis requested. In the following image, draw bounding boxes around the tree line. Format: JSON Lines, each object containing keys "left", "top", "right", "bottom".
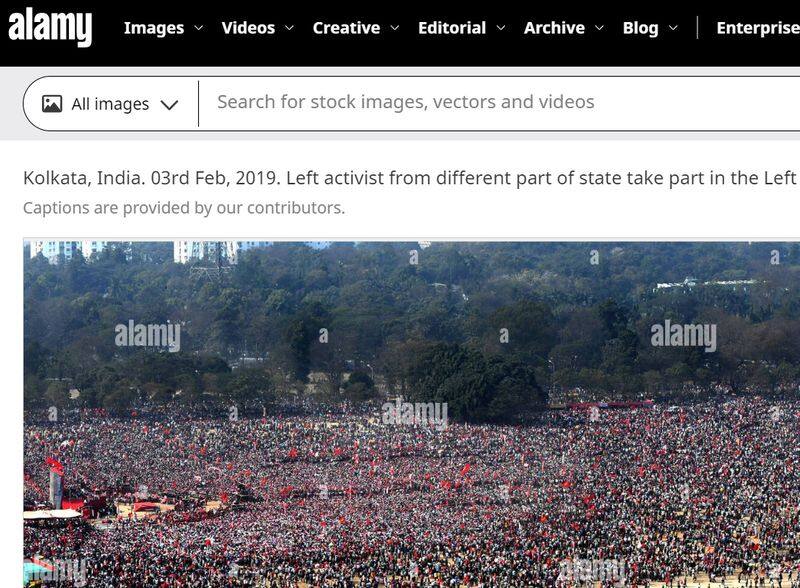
{"left": 24, "top": 242, "right": 800, "bottom": 422}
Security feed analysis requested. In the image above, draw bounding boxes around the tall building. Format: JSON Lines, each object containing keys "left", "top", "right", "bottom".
{"left": 29, "top": 241, "right": 120, "bottom": 264}
{"left": 225, "top": 241, "right": 271, "bottom": 264}
{"left": 174, "top": 241, "right": 270, "bottom": 264}
{"left": 80, "top": 240, "right": 109, "bottom": 260}
{"left": 29, "top": 241, "right": 80, "bottom": 264}
{"left": 173, "top": 241, "right": 228, "bottom": 264}
{"left": 174, "top": 241, "right": 204, "bottom": 264}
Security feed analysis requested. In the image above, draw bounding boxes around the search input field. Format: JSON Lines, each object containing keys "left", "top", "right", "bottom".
{"left": 22, "top": 75, "right": 800, "bottom": 132}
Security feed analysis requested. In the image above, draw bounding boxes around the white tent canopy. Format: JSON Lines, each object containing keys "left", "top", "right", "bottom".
{"left": 23, "top": 509, "right": 81, "bottom": 520}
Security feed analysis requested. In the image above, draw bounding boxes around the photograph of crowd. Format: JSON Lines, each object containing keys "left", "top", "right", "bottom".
{"left": 23, "top": 241, "right": 800, "bottom": 587}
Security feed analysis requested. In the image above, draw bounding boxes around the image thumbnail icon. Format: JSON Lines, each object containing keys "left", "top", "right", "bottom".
{"left": 41, "top": 95, "right": 62, "bottom": 113}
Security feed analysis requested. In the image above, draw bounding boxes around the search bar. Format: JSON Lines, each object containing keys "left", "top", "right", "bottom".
{"left": 23, "top": 75, "right": 800, "bottom": 132}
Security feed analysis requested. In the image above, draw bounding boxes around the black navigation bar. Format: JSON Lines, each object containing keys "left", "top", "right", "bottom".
{"left": 5, "top": 8, "right": 800, "bottom": 65}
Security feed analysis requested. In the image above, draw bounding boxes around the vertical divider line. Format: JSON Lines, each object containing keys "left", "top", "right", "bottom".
{"left": 197, "top": 80, "right": 200, "bottom": 128}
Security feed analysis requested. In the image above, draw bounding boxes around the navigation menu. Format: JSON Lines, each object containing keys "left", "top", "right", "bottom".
{"left": 6, "top": 9, "right": 800, "bottom": 65}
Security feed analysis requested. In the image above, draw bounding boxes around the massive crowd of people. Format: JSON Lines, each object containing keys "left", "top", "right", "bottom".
{"left": 23, "top": 397, "right": 800, "bottom": 587}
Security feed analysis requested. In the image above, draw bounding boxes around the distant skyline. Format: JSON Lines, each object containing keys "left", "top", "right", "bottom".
{"left": 25, "top": 240, "right": 333, "bottom": 264}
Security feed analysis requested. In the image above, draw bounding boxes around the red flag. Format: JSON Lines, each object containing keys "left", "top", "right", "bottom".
{"left": 288, "top": 448, "right": 298, "bottom": 459}
{"left": 460, "top": 463, "right": 471, "bottom": 477}
{"left": 45, "top": 457, "right": 64, "bottom": 476}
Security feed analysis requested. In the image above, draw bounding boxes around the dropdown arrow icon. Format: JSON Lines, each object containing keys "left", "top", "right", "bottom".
{"left": 669, "top": 24, "right": 679, "bottom": 31}
{"left": 194, "top": 25, "right": 204, "bottom": 31}
{"left": 161, "top": 100, "right": 179, "bottom": 111}
{"left": 390, "top": 24, "right": 400, "bottom": 31}
{"left": 284, "top": 24, "right": 294, "bottom": 31}
{"left": 595, "top": 24, "right": 605, "bottom": 31}
{"left": 496, "top": 24, "right": 506, "bottom": 31}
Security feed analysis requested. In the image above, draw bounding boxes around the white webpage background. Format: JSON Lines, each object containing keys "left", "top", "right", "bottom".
{"left": 3, "top": 65, "right": 800, "bottom": 581}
